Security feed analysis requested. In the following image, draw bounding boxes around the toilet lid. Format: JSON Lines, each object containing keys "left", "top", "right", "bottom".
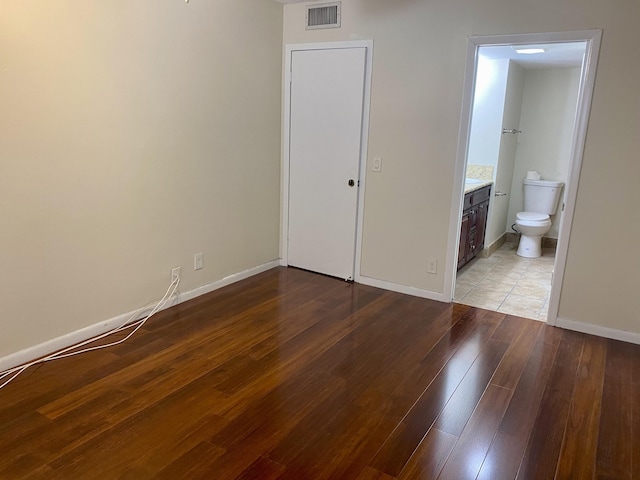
{"left": 517, "top": 212, "right": 549, "bottom": 221}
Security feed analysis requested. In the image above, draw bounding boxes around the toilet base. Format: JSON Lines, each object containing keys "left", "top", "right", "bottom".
{"left": 517, "top": 234, "right": 542, "bottom": 258}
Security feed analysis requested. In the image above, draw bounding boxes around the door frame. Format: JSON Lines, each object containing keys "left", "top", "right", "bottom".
{"left": 445, "top": 29, "right": 602, "bottom": 326}
{"left": 280, "top": 40, "right": 374, "bottom": 281}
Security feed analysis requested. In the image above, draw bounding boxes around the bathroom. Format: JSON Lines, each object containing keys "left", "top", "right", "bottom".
{"left": 454, "top": 42, "right": 586, "bottom": 320}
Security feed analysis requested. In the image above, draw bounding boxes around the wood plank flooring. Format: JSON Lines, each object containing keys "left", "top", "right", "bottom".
{"left": 1, "top": 267, "right": 639, "bottom": 479}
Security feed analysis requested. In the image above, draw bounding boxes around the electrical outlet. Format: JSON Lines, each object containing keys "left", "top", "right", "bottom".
{"left": 372, "top": 156, "right": 382, "bottom": 172}
{"left": 427, "top": 257, "right": 438, "bottom": 275}
{"left": 171, "top": 267, "right": 181, "bottom": 283}
{"left": 194, "top": 253, "right": 203, "bottom": 270}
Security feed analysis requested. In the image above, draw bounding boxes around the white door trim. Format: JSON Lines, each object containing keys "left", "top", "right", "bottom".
{"left": 281, "top": 40, "right": 374, "bottom": 282}
{"left": 445, "top": 29, "right": 602, "bottom": 326}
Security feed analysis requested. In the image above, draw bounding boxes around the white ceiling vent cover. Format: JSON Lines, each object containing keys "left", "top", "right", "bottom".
{"left": 306, "top": 2, "right": 341, "bottom": 30}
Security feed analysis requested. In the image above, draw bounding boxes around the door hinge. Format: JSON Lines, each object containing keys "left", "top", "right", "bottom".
{"left": 357, "top": 180, "right": 360, "bottom": 187}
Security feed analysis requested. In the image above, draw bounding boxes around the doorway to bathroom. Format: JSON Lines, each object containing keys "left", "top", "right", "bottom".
{"left": 448, "top": 30, "right": 602, "bottom": 326}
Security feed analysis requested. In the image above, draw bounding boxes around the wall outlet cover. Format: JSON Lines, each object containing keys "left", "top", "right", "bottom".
{"left": 171, "top": 267, "right": 181, "bottom": 282}
{"left": 194, "top": 253, "right": 203, "bottom": 270}
{"left": 427, "top": 257, "right": 437, "bottom": 274}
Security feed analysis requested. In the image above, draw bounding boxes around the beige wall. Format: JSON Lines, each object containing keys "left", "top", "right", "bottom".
{"left": 507, "top": 67, "right": 581, "bottom": 238}
{"left": 469, "top": 58, "right": 525, "bottom": 248}
{"left": 283, "top": 0, "right": 640, "bottom": 334}
{"left": 3, "top": 0, "right": 639, "bottom": 361}
{"left": 0, "top": 1, "right": 283, "bottom": 358}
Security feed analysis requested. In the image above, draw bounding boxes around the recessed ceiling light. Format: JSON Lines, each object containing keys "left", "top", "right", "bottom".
{"left": 515, "top": 48, "right": 546, "bottom": 54}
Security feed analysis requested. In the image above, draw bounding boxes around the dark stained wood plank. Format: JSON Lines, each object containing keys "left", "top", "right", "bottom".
{"left": 153, "top": 442, "right": 225, "bottom": 480}
{"left": 209, "top": 366, "right": 343, "bottom": 449}
{"left": 48, "top": 384, "right": 230, "bottom": 479}
{"left": 555, "top": 335, "right": 607, "bottom": 479}
{"left": 262, "top": 383, "right": 364, "bottom": 469}
{"left": 354, "top": 304, "right": 494, "bottom": 417}
{"left": 343, "top": 311, "right": 504, "bottom": 480}
{"left": 273, "top": 306, "right": 481, "bottom": 480}
{"left": 516, "top": 329, "right": 585, "bottom": 480}
{"left": 496, "top": 327, "right": 561, "bottom": 440}
{"left": 476, "top": 431, "right": 528, "bottom": 480}
{"left": 369, "top": 316, "right": 503, "bottom": 476}
{"left": 476, "top": 328, "right": 560, "bottom": 480}
{"left": 491, "top": 313, "right": 527, "bottom": 343}
{"left": 154, "top": 442, "right": 226, "bottom": 480}
{"left": 337, "top": 307, "right": 494, "bottom": 478}
{"left": 353, "top": 303, "right": 478, "bottom": 414}
{"left": 21, "top": 464, "right": 67, "bottom": 480}
{"left": 490, "top": 317, "right": 542, "bottom": 389}
{"left": 430, "top": 338, "right": 509, "bottom": 436}
{"left": 357, "top": 467, "right": 397, "bottom": 480}
{"left": 633, "top": 383, "right": 640, "bottom": 480}
{"left": 539, "top": 323, "right": 564, "bottom": 346}
{"left": 397, "top": 427, "right": 457, "bottom": 480}
{"left": 0, "top": 410, "right": 51, "bottom": 454}
{"left": 197, "top": 292, "right": 414, "bottom": 479}
{"left": 437, "top": 384, "right": 512, "bottom": 480}
{"left": 1, "top": 267, "right": 639, "bottom": 480}
{"left": 266, "top": 296, "right": 456, "bottom": 479}
{"left": 0, "top": 350, "right": 122, "bottom": 426}
{"left": 629, "top": 341, "right": 640, "bottom": 479}
{"left": 0, "top": 454, "right": 45, "bottom": 480}
{"left": 208, "top": 294, "right": 398, "bottom": 449}
{"left": 595, "top": 340, "right": 633, "bottom": 480}
{"left": 235, "top": 455, "right": 285, "bottom": 480}
{"left": 0, "top": 387, "right": 133, "bottom": 469}
{"left": 35, "top": 279, "right": 376, "bottom": 465}
{"left": 218, "top": 288, "right": 389, "bottom": 421}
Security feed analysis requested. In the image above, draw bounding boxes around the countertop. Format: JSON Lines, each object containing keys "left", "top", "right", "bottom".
{"left": 464, "top": 180, "right": 493, "bottom": 194}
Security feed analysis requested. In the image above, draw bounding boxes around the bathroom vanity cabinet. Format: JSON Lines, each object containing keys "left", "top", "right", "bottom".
{"left": 458, "top": 185, "right": 491, "bottom": 270}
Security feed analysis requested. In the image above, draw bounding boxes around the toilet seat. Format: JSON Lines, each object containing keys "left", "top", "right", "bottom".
{"left": 516, "top": 211, "right": 551, "bottom": 227}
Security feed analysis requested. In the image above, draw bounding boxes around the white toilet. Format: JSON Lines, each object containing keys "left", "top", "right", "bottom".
{"left": 515, "top": 179, "right": 564, "bottom": 258}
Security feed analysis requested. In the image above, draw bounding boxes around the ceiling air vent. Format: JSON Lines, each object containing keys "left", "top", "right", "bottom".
{"left": 306, "top": 2, "right": 341, "bottom": 30}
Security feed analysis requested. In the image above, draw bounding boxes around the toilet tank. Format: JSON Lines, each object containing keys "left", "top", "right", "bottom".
{"left": 523, "top": 179, "right": 564, "bottom": 214}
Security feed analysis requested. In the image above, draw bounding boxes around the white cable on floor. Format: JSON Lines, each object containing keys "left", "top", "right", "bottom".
{"left": 0, "top": 276, "right": 180, "bottom": 391}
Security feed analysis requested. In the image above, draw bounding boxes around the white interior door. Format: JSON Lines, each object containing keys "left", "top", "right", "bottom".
{"left": 287, "top": 47, "right": 366, "bottom": 280}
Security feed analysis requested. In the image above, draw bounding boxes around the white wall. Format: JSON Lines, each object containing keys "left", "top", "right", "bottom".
{"left": 488, "top": 61, "right": 525, "bottom": 246}
{"left": 507, "top": 67, "right": 581, "bottom": 238}
{"left": 283, "top": 0, "right": 640, "bottom": 335}
{"left": 0, "top": 1, "right": 283, "bottom": 359}
{"left": 467, "top": 58, "right": 509, "bottom": 168}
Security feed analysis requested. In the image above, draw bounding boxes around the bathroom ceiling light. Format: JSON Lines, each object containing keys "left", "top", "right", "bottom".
{"left": 515, "top": 48, "right": 546, "bottom": 54}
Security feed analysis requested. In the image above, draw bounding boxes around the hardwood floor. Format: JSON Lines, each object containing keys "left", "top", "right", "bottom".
{"left": 1, "top": 267, "right": 639, "bottom": 479}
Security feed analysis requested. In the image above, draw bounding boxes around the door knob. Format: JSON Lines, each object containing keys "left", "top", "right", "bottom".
{"left": 348, "top": 179, "right": 355, "bottom": 187}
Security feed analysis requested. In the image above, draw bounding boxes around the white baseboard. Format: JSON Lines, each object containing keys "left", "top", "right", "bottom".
{"left": 0, "top": 310, "right": 148, "bottom": 374}
{"left": 356, "top": 275, "right": 448, "bottom": 303}
{"left": 177, "top": 260, "right": 280, "bottom": 304}
{"left": 556, "top": 317, "right": 640, "bottom": 345}
{"left": 0, "top": 260, "right": 280, "bottom": 373}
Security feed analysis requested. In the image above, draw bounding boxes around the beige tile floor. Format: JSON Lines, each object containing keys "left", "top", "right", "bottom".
{"left": 454, "top": 242, "right": 554, "bottom": 321}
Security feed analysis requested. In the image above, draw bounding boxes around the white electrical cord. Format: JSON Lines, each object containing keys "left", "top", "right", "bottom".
{"left": 0, "top": 276, "right": 180, "bottom": 391}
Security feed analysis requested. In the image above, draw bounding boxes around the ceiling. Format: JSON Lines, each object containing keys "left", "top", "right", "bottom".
{"left": 479, "top": 42, "right": 587, "bottom": 69}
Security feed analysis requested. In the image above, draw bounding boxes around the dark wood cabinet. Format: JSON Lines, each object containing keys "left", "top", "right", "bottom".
{"left": 457, "top": 185, "right": 491, "bottom": 270}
